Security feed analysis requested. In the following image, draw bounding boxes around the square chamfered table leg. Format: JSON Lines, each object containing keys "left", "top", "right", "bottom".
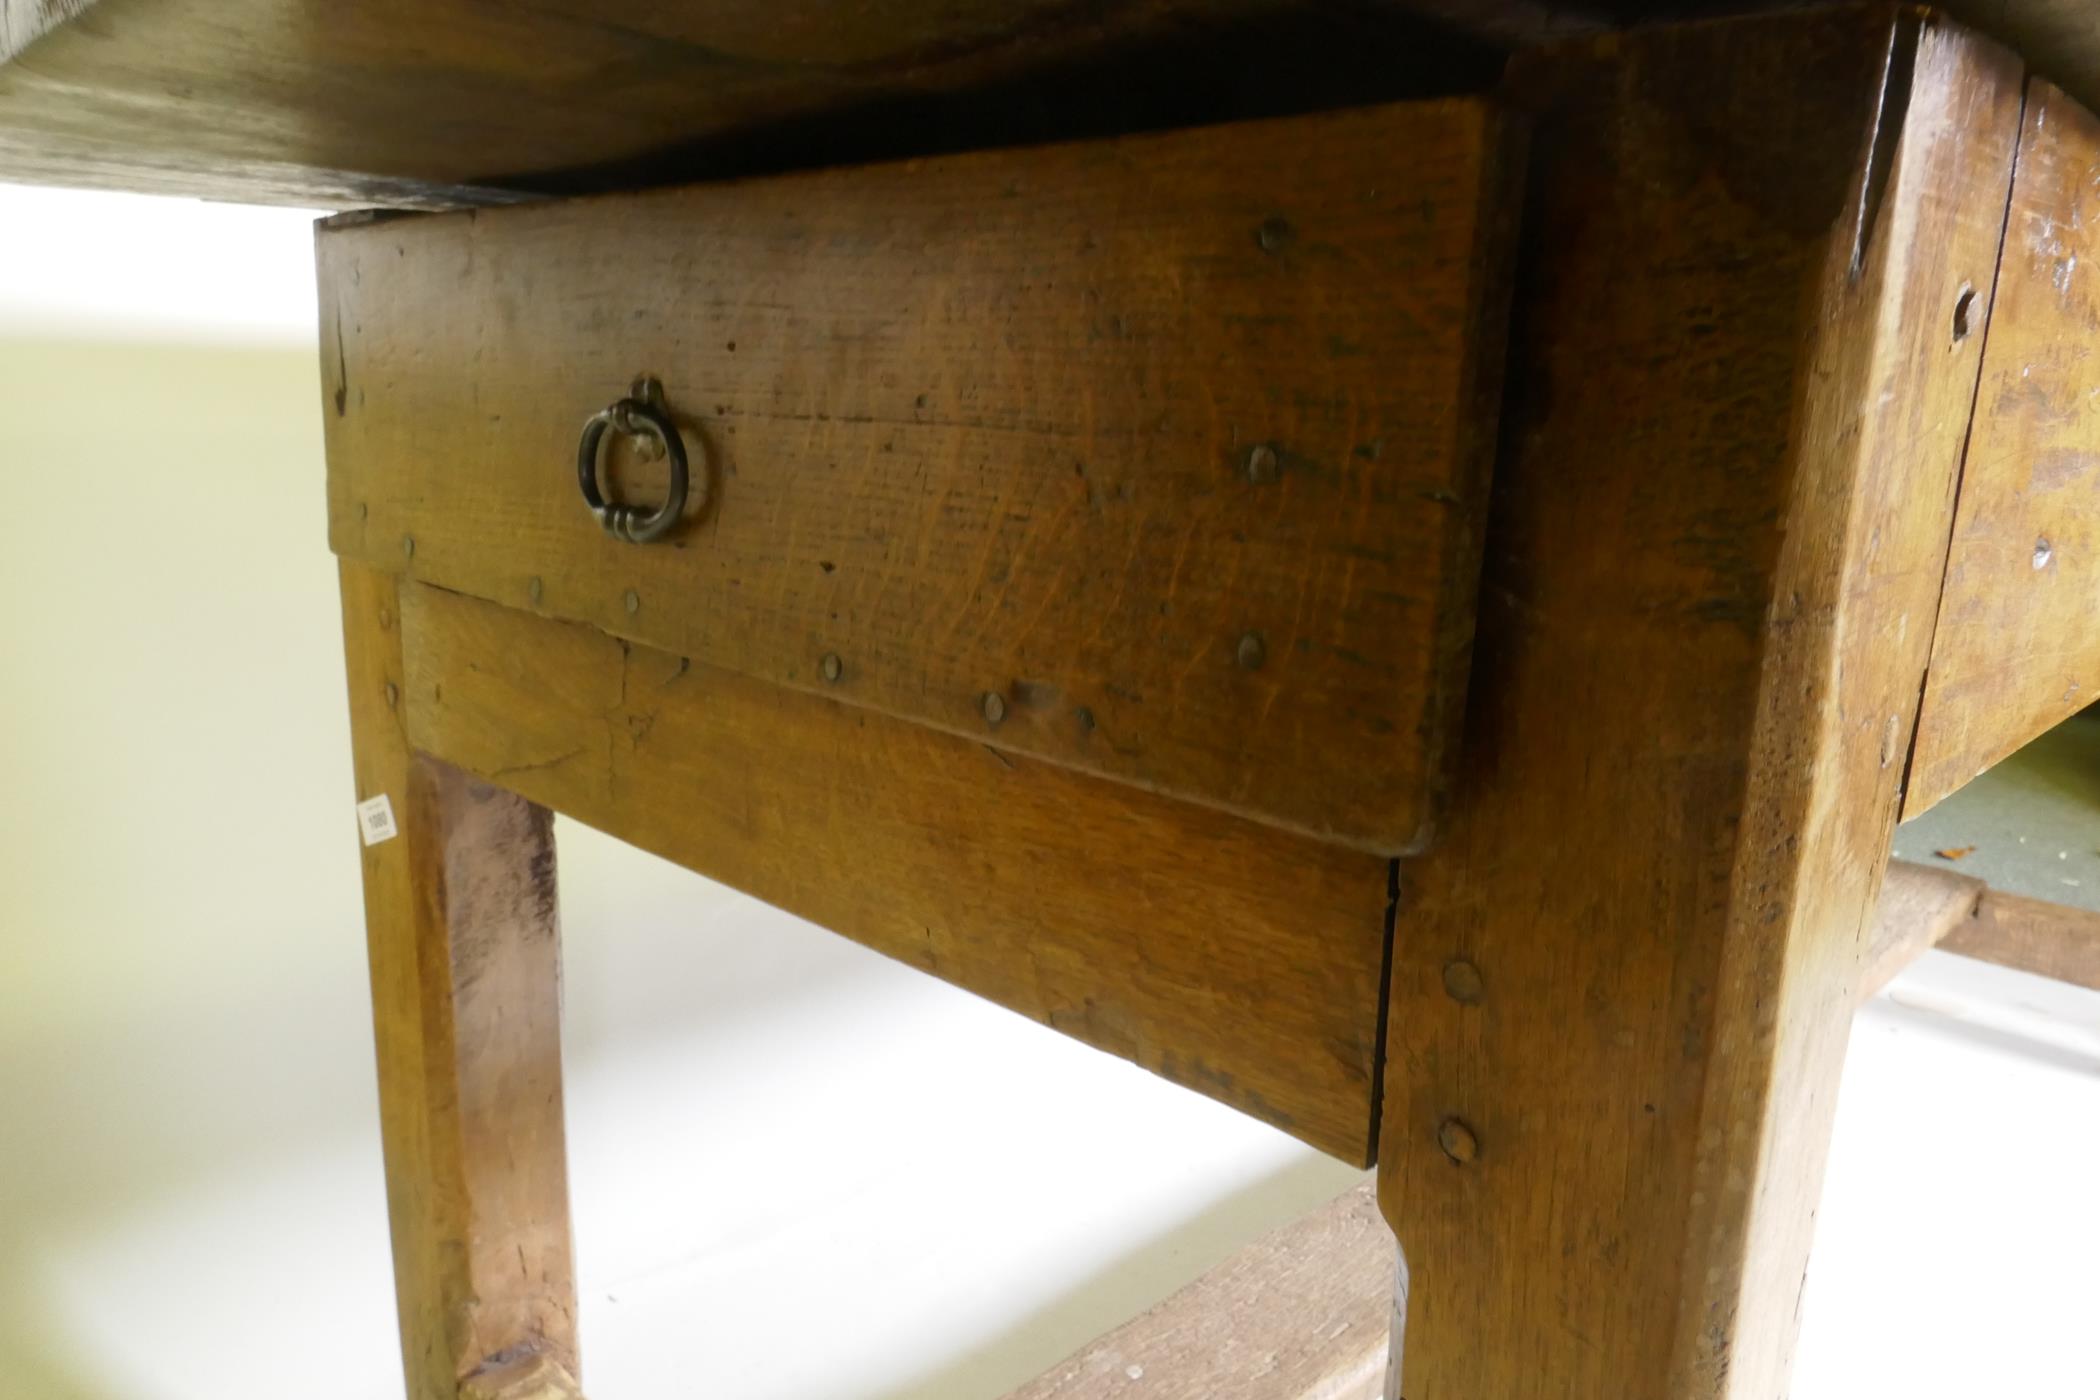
{"left": 340, "top": 561, "right": 582, "bottom": 1400}
{"left": 1378, "top": 9, "right": 2023, "bottom": 1400}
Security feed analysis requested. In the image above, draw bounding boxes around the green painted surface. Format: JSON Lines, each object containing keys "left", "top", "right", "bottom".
{"left": 1896, "top": 709, "right": 2100, "bottom": 912}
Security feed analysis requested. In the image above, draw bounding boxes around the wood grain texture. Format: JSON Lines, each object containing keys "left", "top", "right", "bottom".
{"left": 461, "top": 1354, "right": 585, "bottom": 1400}
{"left": 1506, "top": 0, "right": 2100, "bottom": 122}
{"left": 1939, "top": 0, "right": 2100, "bottom": 121}
{"left": 17, "top": 0, "right": 2100, "bottom": 211}
{"left": 322, "top": 100, "right": 1522, "bottom": 856}
{"left": 1907, "top": 79, "right": 2100, "bottom": 816}
{"left": 396, "top": 580, "right": 1392, "bottom": 1164}
{"left": 1860, "top": 859, "right": 1986, "bottom": 999}
{"left": 1002, "top": 1180, "right": 1391, "bottom": 1400}
{"left": 1860, "top": 859, "right": 2100, "bottom": 994}
{"left": 0, "top": 0, "right": 1508, "bottom": 206}
{"left": 1465, "top": 2, "right": 2100, "bottom": 129}
{"left": 340, "top": 562, "right": 580, "bottom": 1400}
{"left": 1377, "top": 10, "right": 2021, "bottom": 1399}
{"left": 1948, "top": 884, "right": 2100, "bottom": 991}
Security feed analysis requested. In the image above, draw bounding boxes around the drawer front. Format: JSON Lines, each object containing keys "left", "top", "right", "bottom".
{"left": 1909, "top": 80, "right": 2100, "bottom": 815}
{"left": 322, "top": 99, "right": 1521, "bottom": 855}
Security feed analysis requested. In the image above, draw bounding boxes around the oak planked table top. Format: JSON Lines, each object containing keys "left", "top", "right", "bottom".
{"left": 7, "top": 0, "right": 2100, "bottom": 209}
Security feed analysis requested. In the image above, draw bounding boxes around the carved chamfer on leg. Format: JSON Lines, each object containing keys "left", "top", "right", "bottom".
{"left": 341, "top": 561, "right": 581, "bottom": 1399}
{"left": 461, "top": 1352, "right": 585, "bottom": 1400}
{"left": 1379, "top": 9, "right": 2022, "bottom": 1400}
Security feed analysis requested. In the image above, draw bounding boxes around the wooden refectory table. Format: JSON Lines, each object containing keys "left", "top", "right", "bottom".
{"left": 10, "top": 2, "right": 2100, "bottom": 1396}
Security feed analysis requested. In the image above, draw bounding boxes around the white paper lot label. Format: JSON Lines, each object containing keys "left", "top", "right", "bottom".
{"left": 357, "top": 793, "right": 398, "bottom": 847}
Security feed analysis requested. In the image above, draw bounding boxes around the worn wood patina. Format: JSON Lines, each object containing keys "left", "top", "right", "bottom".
{"left": 1378, "top": 10, "right": 2023, "bottom": 1397}
{"left": 17, "top": 2, "right": 2100, "bottom": 1398}
{"left": 397, "top": 579, "right": 1393, "bottom": 1163}
{"left": 322, "top": 100, "right": 1522, "bottom": 855}
{"left": 1907, "top": 78, "right": 2100, "bottom": 815}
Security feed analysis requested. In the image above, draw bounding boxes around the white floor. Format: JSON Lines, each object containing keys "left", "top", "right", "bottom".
{"left": 2, "top": 184, "right": 2097, "bottom": 1400}
{"left": 5, "top": 814, "right": 1360, "bottom": 1400}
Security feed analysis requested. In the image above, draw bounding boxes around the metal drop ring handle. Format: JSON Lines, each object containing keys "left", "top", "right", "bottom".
{"left": 576, "top": 376, "right": 688, "bottom": 544}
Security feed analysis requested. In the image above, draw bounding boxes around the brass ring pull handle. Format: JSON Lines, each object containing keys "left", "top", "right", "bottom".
{"left": 577, "top": 376, "right": 689, "bottom": 544}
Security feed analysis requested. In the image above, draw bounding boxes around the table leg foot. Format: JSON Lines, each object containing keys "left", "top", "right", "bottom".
{"left": 463, "top": 1352, "right": 585, "bottom": 1400}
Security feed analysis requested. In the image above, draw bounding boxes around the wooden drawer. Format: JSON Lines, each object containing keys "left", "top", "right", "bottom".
{"left": 321, "top": 99, "right": 1522, "bottom": 857}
